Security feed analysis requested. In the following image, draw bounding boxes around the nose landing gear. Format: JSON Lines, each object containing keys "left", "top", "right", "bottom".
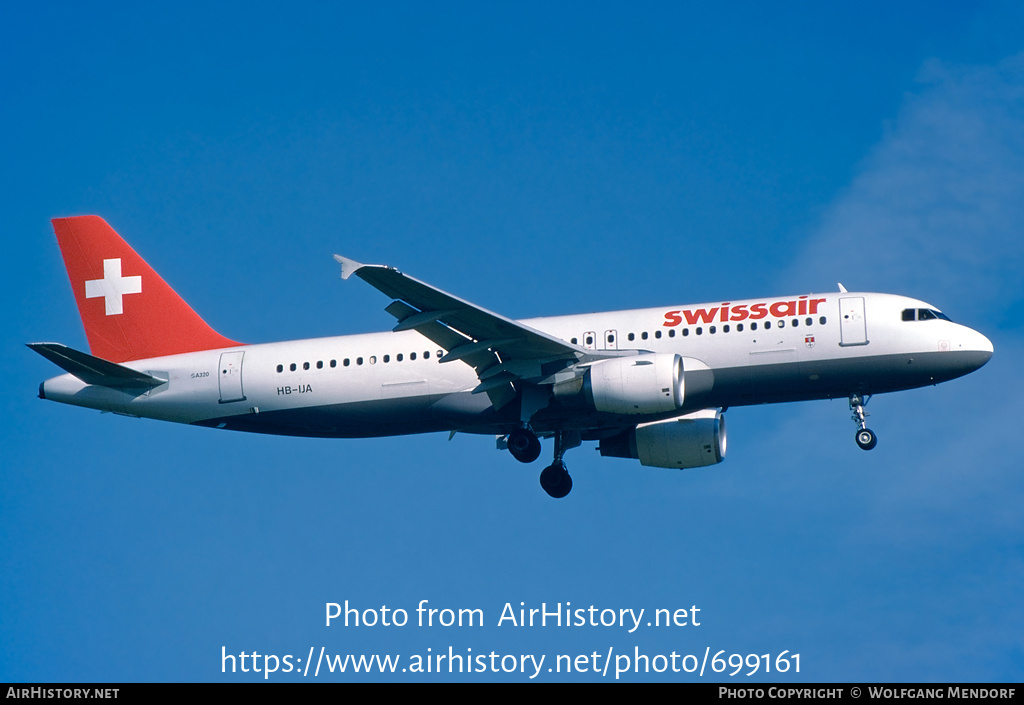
{"left": 849, "top": 394, "right": 877, "bottom": 450}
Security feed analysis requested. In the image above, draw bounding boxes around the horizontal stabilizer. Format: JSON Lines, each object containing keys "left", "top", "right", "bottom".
{"left": 27, "top": 343, "right": 165, "bottom": 389}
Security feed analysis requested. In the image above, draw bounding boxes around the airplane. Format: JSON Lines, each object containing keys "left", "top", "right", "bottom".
{"left": 30, "top": 216, "right": 994, "bottom": 498}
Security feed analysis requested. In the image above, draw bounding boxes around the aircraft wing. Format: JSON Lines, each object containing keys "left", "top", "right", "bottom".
{"left": 334, "top": 255, "right": 611, "bottom": 408}
{"left": 335, "top": 256, "right": 584, "bottom": 360}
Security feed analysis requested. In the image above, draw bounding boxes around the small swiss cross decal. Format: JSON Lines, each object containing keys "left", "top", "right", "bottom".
{"left": 85, "top": 258, "right": 142, "bottom": 315}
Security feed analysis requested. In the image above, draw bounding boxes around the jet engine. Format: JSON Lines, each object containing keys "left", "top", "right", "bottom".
{"left": 599, "top": 409, "right": 726, "bottom": 469}
{"left": 583, "top": 353, "right": 684, "bottom": 415}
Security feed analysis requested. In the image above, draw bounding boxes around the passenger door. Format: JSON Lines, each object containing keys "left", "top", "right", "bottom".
{"left": 839, "top": 297, "right": 868, "bottom": 346}
{"left": 218, "top": 351, "right": 246, "bottom": 403}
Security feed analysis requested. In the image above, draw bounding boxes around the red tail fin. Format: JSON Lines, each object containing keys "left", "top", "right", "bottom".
{"left": 52, "top": 216, "right": 240, "bottom": 362}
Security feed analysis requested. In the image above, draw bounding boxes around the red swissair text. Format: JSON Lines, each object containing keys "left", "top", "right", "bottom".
{"left": 663, "top": 297, "right": 828, "bottom": 327}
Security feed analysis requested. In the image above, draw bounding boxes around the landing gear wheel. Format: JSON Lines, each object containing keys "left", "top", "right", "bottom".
{"left": 507, "top": 427, "right": 541, "bottom": 463}
{"left": 539, "top": 462, "right": 573, "bottom": 498}
{"left": 855, "top": 428, "right": 877, "bottom": 450}
{"left": 849, "top": 394, "right": 877, "bottom": 451}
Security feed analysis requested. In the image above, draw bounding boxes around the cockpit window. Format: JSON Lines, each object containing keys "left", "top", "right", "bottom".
{"left": 902, "top": 308, "right": 952, "bottom": 322}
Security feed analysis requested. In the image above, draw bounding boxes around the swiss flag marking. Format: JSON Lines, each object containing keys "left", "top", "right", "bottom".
{"left": 85, "top": 258, "right": 142, "bottom": 316}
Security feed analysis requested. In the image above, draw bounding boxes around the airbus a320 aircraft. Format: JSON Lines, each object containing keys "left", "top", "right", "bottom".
{"left": 31, "top": 216, "right": 993, "bottom": 497}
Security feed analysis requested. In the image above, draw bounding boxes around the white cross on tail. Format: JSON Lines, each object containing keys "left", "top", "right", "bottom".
{"left": 85, "top": 258, "right": 142, "bottom": 315}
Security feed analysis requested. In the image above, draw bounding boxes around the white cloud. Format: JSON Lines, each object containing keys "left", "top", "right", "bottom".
{"left": 793, "top": 53, "right": 1024, "bottom": 324}
{"left": 775, "top": 53, "right": 1024, "bottom": 549}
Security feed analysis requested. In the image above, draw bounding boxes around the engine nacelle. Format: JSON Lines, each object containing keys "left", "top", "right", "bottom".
{"left": 599, "top": 409, "right": 726, "bottom": 469}
{"left": 584, "top": 353, "right": 684, "bottom": 415}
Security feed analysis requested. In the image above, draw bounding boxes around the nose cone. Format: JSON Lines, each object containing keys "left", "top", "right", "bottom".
{"left": 960, "top": 327, "right": 993, "bottom": 373}
{"left": 974, "top": 328, "right": 993, "bottom": 357}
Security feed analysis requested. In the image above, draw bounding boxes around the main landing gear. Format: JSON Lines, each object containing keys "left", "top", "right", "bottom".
{"left": 849, "top": 394, "right": 877, "bottom": 450}
{"left": 539, "top": 462, "right": 572, "bottom": 499}
{"left": 539, "top": 432, "right": 579, "bottom": 499}
{"left": 505, "top": 426, "right": 579, "bottom": 498}
{"left": 507, "top": 426, "right": 542, "bottom": 463}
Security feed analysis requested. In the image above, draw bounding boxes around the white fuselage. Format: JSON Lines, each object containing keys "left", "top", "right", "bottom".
{"left": 39, "top": 291, "right": 993, "bottom": 440}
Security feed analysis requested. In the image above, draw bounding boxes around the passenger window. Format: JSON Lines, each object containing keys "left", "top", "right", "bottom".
{"left": 655, "top": 330, "right": 662, "bottom": 339}
{"left": 290, "top": 363, "right": 297, "bottom": 371}
{"left": 410, "top": 352, "right": 417, "bottom": 360}
{"left": 709, "top": 326, "right": 716, "bottom": 334}
{"left": 276, "top": 364, "right": 283, "bottom": 373}
{"left": 383, "top": 354, "right": 390, "bottom": 363}
{"left": 317, "top": 360, "right": 323, "bottom": 369}
{"left": 641, "top": 332, "right": 648, "bottom": 340}
{"left": 628, "top": 333, "right": 635, "bottom": 341}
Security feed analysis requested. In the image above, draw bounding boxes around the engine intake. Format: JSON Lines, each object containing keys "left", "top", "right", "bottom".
{"left": 584, "top": 353, "right": 684, "bottom": 415}
{"left": 599, "top": 409, "right": 726, "bottom": 469}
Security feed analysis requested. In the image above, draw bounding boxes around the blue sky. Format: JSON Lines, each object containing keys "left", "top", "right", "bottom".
{"left": 3, "top": 1, "right": 1022, "bottom": 682}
